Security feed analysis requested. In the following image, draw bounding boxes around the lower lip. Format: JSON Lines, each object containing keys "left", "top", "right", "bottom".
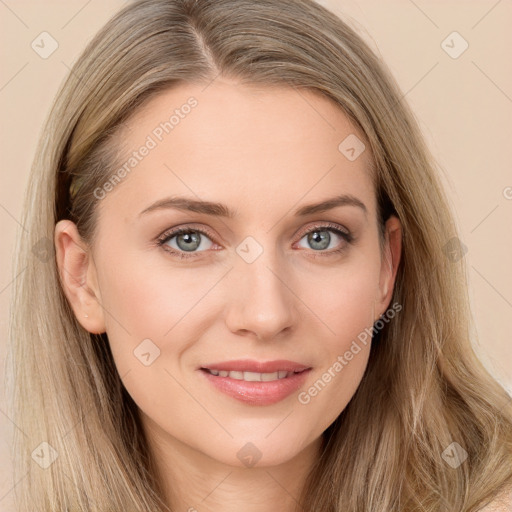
{"left": 200, "top": 368, "right": 311, "bottom": 406}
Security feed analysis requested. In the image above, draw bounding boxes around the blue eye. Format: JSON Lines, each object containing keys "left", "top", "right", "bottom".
{"left": 296, "top": 224, "right": 353, "bottom": 254}
{"left": 156, "top": 222, "right": 353, "bottom": 260}
{"left": 157, "top": 227, "right": 215, "bottom": 259}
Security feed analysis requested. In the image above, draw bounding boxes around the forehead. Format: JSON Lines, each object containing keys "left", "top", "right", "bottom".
{"left": 99, "top": 79, "right": 375, "bottom": 221}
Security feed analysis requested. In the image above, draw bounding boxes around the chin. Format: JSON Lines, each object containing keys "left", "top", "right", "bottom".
{"left": 204, "top": 431, "right": 317, "bottom": 469}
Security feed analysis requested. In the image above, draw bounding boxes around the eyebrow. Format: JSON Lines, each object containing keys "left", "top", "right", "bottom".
{"left": 138, "top": 194, "right": 367, "bottom": 218}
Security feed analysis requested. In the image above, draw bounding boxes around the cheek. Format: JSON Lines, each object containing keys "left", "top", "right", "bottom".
{"left": 294, "top": 253, "right": 381, "bottom": 429}
{"left": 303, "top": 250, "right": 382, "bottom": 342}
{"left": 92, "top": 250, "right": 189, "bottom": 368}
{"left": 97, "top": 248, "right": 212, "bottom": 335}
{"left": 93, "top": 255, "right": 211, "bottom": 429}
{"left": 94, "top": 250, "right": 234, "bottom": 391}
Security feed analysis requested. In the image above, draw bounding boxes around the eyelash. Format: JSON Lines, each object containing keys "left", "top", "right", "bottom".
{"left": 156, "top": 222, "right": 354, "bottom": 260}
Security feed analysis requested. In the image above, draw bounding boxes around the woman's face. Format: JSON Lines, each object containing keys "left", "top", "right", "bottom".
{"left": 56, "top": 78, "right": 401, "bottom": 470}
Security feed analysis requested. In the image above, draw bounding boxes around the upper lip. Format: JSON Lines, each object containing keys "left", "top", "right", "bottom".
{"left": 200, "top": 359, "right": 311, "bottom": 373}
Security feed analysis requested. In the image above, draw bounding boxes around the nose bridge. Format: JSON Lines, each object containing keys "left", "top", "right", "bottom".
{"left": 224, "top": 236, "right": 298, "bottom": 339}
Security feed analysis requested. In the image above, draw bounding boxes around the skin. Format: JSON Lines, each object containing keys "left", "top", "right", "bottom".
{"left": 55, "top": 78, "right": 402, "bottom": 511}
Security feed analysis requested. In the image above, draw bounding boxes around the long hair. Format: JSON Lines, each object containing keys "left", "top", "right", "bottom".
{"left": 7, "top": 0, "right": 512, "bottom": 510}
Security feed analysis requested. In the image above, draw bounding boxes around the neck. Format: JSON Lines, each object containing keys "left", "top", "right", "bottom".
{"left": 141, "top": 413, "right": 323, "bottom": 512}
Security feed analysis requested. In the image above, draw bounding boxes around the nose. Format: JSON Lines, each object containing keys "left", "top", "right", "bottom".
{"left": 223, "top": 250, "right": 299, "bottom": 341}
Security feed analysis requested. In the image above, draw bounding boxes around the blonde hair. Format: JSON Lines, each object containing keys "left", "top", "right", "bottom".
{"left": 7, "top": 0, "right": 512, "bottom": 510}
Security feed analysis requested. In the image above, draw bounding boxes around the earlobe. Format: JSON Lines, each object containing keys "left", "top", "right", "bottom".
{"left": 376, "top": 215, "right": 402, "bottom": 318}
{"left": 54, "top": 220, "right": 106, "bottom": 334}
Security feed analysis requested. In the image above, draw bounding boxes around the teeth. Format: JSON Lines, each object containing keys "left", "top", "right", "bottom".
{"left": 206, "top": 369, "right": 295, "bottom": 381}
{"left": 244, "top": 371, "right": 263, "bottom": 381}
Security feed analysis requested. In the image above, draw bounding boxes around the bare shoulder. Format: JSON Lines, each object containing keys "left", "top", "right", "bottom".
{"left": 478, "top": 486, "right": 512, "bottom": 512}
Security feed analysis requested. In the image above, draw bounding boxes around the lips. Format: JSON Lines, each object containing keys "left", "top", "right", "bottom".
{"left": 198, "top": 359, "right": 312, "bottom": 405}
{"left": 200, "top": 359, "right": 310, "bottom": 373}
{"left": 203, "top": 369, "right": 296, "bottom": 381}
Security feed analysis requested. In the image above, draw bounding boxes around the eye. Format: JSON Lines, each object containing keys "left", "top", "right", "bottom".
{"left": 156, "top": 222, "right": 354, "bottom": 260}
{"left": 295, "top": 222, "right": 353, "bottom": 257}
{"left": 157, "top": 226, "right": 216, "bottom": 259}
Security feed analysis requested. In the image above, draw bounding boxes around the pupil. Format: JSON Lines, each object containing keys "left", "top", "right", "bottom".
{"left": 309, "top": 230, "right": 330, "bottom": 250}
{"left": 177, "top": 232, "right": 200, "bottom": 252}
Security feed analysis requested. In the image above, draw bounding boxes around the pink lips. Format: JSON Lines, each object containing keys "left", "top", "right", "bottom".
{"left": 199, "top": 359, "right": 312, "bottom": 406}
{"left": 201, "top": 359, "right": 310, "bottom": 373}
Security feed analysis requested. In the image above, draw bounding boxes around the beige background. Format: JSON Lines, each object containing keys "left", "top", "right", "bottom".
{"left": 1, "top": 1, "right": 511, "bottom": 509}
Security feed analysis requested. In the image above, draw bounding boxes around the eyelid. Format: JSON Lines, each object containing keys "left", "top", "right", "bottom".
{"left": 294, "top": 221, "right": 351, "bottom": 240}
{"left": 156, "top": 223, "right": 216, "bottom": 243}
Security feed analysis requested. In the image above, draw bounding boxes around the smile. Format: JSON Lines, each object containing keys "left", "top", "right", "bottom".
{"left": 198, "top": 360, "right": 312, "bottom": 406}
{"left": 203, "top": 369, "right": 304, "bottom": 381}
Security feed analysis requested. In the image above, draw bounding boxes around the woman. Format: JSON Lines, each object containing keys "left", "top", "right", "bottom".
{"left": 7, "top": 0, "right": 512, "bottom": 510}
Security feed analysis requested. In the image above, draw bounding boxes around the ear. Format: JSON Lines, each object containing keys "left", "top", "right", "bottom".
{"left": 54, "top": 219, "right": 106, "bottom": 334}
{"left": 375, "top": 215, "right": 402, "bottom": 320}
